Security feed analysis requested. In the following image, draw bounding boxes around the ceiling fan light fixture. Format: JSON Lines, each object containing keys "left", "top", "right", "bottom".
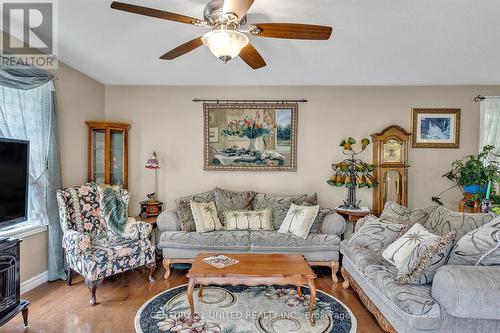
{"left": 202, "top": 29, "right": 249, "bottom": 62}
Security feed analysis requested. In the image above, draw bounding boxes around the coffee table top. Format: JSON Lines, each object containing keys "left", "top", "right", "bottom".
{"left": 187, "top": 253, "right": 316, "bottom": 279}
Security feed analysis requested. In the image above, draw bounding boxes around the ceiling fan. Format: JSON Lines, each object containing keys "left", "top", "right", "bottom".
{"left": 110, "top": 0, "right": 333, "bottom": 70}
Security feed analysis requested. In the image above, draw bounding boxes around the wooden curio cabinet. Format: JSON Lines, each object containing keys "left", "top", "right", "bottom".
{"left": 371, "top": 125, "right": 411, "bottom": 215}
{"left": 86, "top": 121, "right": 130, "bottom": 189}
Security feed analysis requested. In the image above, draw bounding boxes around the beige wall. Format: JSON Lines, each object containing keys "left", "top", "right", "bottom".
{"left": 105, "top": 86, "right": 500, "bottom": 216}
{"left": 19, "top": 63, "right": 105, "bottom": 284}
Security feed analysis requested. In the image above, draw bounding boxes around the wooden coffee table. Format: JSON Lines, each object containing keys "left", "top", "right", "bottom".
{"left": 186, "top": 253, "right": 318, "bottom": 326}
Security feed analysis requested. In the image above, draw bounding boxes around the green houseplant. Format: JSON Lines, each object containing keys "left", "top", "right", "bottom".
{"left": 432, "top": 145, "right": 500, "bottom": 205}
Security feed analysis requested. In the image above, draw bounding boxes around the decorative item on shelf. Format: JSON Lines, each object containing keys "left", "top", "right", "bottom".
{"left": 411, "top": 108, "right": 460, "bottom": 148}
{"left": 327, "top": 137, "right": 377, "bottom": 210}
{"left": 204, "top": 102, "right": 298, "bottom": 172}
{"left": 371, "top": 125, "right": 411, "bottom": 215}
{"left": 431, "top": 145, "right": 500, "bottom": 212}
{"left": 141, "top": 151, "right": 163, "bottom": 218}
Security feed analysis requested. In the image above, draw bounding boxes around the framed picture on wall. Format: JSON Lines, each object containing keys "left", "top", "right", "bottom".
{"left": 203, "top": 103, "right": 298, "bottom": 171}
{"left": 411, "top": 108, "right": 460, "bottom": 148}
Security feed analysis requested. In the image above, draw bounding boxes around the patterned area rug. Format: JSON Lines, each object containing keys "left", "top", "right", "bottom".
{"left": 135, "top": 284, "right": 357, "bottom": 333}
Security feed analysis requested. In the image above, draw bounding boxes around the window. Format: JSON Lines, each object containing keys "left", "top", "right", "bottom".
{"left": 0, "top": 81, "right": 55, "bottom": 229}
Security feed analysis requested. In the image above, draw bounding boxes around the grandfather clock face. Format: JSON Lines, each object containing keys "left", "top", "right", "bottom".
{"left": 383, "top": 139, "right": 403, "bottom": 163}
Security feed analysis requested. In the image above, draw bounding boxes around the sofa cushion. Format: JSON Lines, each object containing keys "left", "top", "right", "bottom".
{"left": 349, "top": 216, "right": 409, "bottom": 252}
{"left": 340, "top": 241, "right": 392, "bottom": 272}
{"left": 190, "top": 201, "right": 224, "bottom": 233}
{"left": 214, "top": 188, "right": 256, "bottom": 223}
{"left": 309, "top": 208, "right": 334, "bottom": 234}
{"left": 158, "top": 231, "right": 250, "bottom": 251}
{"left": 448, "top": 216, "right": 500, "bottom": 266}
{"left": 253, "top": 192, "right": 317, "bottom": 229}
{"left": 278, "top": 204, "right": 320, "bottom": 239}
{"left": 176, "top": 188, "right": 217, "bottom": 232}
{"left": 224, "top": 208, "right": 273, "bottom": 231}
{"left": 249, "top": 231, "right": 340, "bottom": 252}
{"left": 421, "top": 205, "right": 493, "bottom": 241}
{"left": 395, "top": 231, "right": 456, "bottom": 284}
{"left": 379, "top": 202, "right": 437, "bottom": 226}
{"left": 364, "top": 264, "right": 441, "bottom": 320}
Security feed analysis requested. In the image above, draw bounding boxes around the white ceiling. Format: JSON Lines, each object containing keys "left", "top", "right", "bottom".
{"left": 55, "top": 0, "right": 500, "bottom": 85}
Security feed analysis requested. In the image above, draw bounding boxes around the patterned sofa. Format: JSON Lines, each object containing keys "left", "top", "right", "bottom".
{"left": 155, "top": 188, "right": 346, "bottom": 281}
{"left": 56, "top": 184, "right": 156, "bottom": 305}
{"left": 340, "top": 203, "right": 500, "bottom": 333}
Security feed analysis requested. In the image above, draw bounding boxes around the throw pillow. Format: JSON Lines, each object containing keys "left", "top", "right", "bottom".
{"left": 448, "top": 215, "right": 500, "bottom": 266}
{"left": 278, "top": 204, "right": 320, "bottom": 239}
{"left": 190, "top": 201, "right": 223, "bottom": 233}
{"left": 382, "top": 223, "right": 438, "bottom": 269}
{"left": 349, "top": 215, "right": 410, "bottom": 252}
{"left": 224, "top": 208, "right": 273, "bottom": 231}
{"left": 177, "top": 188, "right": 217, "bottom": 232}
{"left": 253, "top": 192, "right": 318, "bottom": 229}
{"left": 395, "top": 231, "right": 456, "bottom": 284}
{"left": 214, "top": 188, "right": 256, "bottom": 224}
{"left": 309, "top": 208, "right": 334, "bottom": 234}
{"left": 95, "top": 184, "right": 132, "bottom": 240}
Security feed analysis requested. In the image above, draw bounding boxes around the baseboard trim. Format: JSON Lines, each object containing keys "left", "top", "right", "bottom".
{"left": 21, "top": 270, "right": 48, "bottom": 295}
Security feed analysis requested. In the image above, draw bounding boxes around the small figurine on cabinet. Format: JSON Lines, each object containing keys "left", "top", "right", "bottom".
{"left": 141, "top": 152, "right": 163, "bottom": 218}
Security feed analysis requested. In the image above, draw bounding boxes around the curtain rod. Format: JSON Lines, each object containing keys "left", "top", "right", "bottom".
{"left": 474, "top": 95, "right": 500, "bottom": 102}
{"left": 192, "top": 99, "right": 307, "bottom": 104}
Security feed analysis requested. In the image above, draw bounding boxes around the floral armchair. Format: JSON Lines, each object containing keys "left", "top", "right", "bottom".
{"left": 56, "top": 184, "right": 156, "bottom": 305}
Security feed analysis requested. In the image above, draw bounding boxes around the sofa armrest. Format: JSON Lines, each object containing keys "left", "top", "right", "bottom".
{"left": 62, "top": 230, "right": 91, "bottom": 254}
{"left": 432, "top": 265, "right": 500, "bottom": 320}
{"left": 354, "top": 217, "right": 367, "bottom": 232}
{"left": 130, "top": 219, "right": 153, "bottom": 240}
{"left": 157, "top": 209, "right": 181, "bottom": 232}
{"left": 321, "top": 212, "right": 346, "bottom": 236}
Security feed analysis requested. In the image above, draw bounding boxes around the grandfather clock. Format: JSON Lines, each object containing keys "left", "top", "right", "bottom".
{"left": 371, "top": 125, "right": 411, "bottom": 215}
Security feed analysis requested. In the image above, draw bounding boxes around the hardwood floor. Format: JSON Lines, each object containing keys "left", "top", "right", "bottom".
{"left": 2, "top": 265, "right": 384, "bottom": 333}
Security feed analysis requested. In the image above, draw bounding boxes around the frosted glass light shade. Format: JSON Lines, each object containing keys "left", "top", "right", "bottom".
{"left": 202, "top": 30, "right": 249, "bottom": 61}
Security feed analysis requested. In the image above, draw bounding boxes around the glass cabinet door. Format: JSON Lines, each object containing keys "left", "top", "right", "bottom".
{"left": 110, "top": 130, "right": 124, "bottom": 186}
{"left": 92, "top": 130, "right": 106, "bottom": 184}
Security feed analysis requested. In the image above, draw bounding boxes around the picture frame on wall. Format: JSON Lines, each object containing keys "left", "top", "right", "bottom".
{"left": 411, "top": 108, "right": 460, "bottom": 148}
{"left": 203, "top": 103, "right": 298, "bottom": 172}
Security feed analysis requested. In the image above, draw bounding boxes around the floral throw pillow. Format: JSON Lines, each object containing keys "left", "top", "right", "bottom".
{"left": 349, "top": 215, "right": 409, "bottom": 252}
{"left": 190, "top": 201, "right": 223, "bottom": 233}
{"left": 224, "top": 209, "right": 273, "bottom": 231}
{"left": 278, "top": 204, "right": 320, "bottom": 239}
{"left": 382, "top": 223, "right": 438, "bottom": 269}
{"left": 395, "top": 231, "right": 456, "bottom": 284}
{"left": 95, "top": 184, "right": 132, "bottom": 240}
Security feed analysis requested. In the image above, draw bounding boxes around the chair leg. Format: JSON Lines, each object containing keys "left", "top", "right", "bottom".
{"left": 65, "top": 267, "right": 72, "bottom": 286}
{"left": 85, "top": 278, "right": 103, "bottom": 306}
{"left": 341, "top": 267, "right": 351, "bottom": 289}
{"left": 330, "top": 261, "right": 340, "bottom": 283}
{"left": 147, "top": 262, "right": 156, "bottom": 282}
{"left": 163, "top": 258, "right": 171, "bottom": 280}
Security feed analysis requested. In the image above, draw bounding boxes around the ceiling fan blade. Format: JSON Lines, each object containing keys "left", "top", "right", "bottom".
{"left": 239, "top": 43, "right": 266, "bottom": 70}
{"left": 160, "top": 37, "right": 204, "bottom": 60}
{"left": 251, "top": 23, "right": 333, "bottom": 40}
{"left": 223, "top": 0, "right": 255, "bottom": 19}
{"left": 111, "top": 1, "right": 204, "bottom": 25}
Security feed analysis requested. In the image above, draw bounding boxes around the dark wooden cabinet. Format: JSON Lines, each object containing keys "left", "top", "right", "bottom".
{"left": 86, "top": 121, "right": 130, "bottom": 188}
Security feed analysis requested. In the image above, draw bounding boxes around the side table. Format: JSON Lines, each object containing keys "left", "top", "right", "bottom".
{"left": 335, "top": 208, "right": 371, "bottom": 233}
{"left": 458, "top": 194, "right": 482, "bottom": 213}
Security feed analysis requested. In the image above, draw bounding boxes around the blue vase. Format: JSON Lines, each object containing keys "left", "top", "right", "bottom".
{"left": 463, "top": 184, "right": 488, "bottom": 194}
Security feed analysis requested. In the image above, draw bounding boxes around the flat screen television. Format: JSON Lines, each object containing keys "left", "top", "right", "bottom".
{"left": 0, "top": 138, "right": 29, "bottom": 227}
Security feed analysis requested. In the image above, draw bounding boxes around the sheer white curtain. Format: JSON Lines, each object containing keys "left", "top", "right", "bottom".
{"left": 480, "top": 97, "right": 500, "bottom": 153}
{"left": 0, "top": 81, "right": 55, "bottom": 226}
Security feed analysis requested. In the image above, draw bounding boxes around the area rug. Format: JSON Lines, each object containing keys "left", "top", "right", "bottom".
{"left": 135, "top": 284, "right": 357, "bottom": 333}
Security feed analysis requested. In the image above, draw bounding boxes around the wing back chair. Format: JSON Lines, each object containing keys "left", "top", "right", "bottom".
{"left": 56, "top": 184, "right": 156, "bottom": 305}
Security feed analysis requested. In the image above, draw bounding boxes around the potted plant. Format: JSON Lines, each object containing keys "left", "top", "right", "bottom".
{"left": 432, "top": 145, "right": 500, "bottom": 205}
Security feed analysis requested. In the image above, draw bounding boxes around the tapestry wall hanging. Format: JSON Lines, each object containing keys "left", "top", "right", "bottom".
{"left": 203, "top": 103, "right": 298, "bottom": 171}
